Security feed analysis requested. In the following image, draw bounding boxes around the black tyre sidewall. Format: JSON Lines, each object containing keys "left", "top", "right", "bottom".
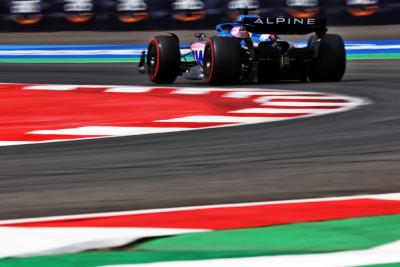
{"left": 309, "top": 34, "right": 346, "bottom": 82}
{"left": 147, "top": 35, "right": 180, "bottom": 84}
{"left": 204, "top": 37, "right": 242, "bottom": 85}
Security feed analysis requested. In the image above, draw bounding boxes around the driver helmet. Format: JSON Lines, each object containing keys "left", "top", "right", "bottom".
{"left": 230, "top": 26, "right": 250, "bottom": 38}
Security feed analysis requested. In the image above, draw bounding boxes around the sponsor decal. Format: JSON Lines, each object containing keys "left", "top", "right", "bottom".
{"left": 116, "top": 0, "right": 148, "bottom": 23}
{"left": 172, "top": 0, "right": 205, "bottom": 22}
{"left": 286, "top": 0, "right": 319, "bottom": 19}
{"left": 253, "top": 17, "right": 316, "bottom": 25}
{"left": 346, "top": 0, "right": 380, "bottom": 17}
{"left": 193, "top": 49, "right": 203, "bottom": 65}
{"left": 227, "top": 0, "right": 260, "bottom": 20}
{"left": 254, "top": 17, "right": 263, "bottom": 24}
{"left": 190, "top": 42, "right": 206, "bottom": 66}
{"left": 63, "top": 0, "right": 94, "bottom": 23}
{"left": 9, "top": 0, "right": 42, "bottom": 25}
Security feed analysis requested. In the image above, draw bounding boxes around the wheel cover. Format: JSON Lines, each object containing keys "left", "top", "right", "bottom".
{"left": 147, "top": 43, "right": 158, "bottom": 78}
{"left": 203, "top": 46, "right": 213, "bottom": 80}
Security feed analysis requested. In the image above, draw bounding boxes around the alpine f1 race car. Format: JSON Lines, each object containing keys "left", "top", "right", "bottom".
{"left": 140, "top": 15, "right": 346, "bottom": 85}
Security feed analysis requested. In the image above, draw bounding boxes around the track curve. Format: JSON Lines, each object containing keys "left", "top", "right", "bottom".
{"left": 0, "top": 59, "right": 399, "bottom": 220}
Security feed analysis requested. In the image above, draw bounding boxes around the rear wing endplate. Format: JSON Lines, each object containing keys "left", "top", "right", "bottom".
{"left": 238, "top": 16, "right": 327, "bottom": 35}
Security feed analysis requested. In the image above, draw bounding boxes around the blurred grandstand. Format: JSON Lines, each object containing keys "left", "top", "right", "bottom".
{"left": 0, "top": 0, "right": 398, "bottom": 31}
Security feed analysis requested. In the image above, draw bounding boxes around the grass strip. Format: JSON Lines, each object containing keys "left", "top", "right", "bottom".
{"left": 2, "top": 214, "right": 400, "bottom": 267}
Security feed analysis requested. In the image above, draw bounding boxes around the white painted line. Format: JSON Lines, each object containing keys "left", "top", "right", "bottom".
{"left": 107, "top": 241, "right": 400, "bottom": 267}
{"left": 0, "top": 49, "right": 140, "bottom": 56}
{"left": 0, "top": 141, "right": 33, "bottom": 146}
{"left": 346, "top": 44, "right": 400, "bottom": 50}
{"left": 171, "top": 88, "right": 213, "bottom": 95}
{"left": 230, "top": 108, "right": 330, "bottom": 114}
{"left": 255, "top": 96, "right": 351, "bottom": 102}
{"left": 1, "top": 192, "right": 399, "bottom": 226}
{"left": 262, "top": 102, "right": 351, "bottom": 107}
{"left": 29, "top": 126, "right": 191, "bottom": 136}
{"left": 105, "top": 87, "right": 154, "bottom": 93}
{"left": 24, "top": 85, "right": 80, "bottom": 91}
{"left": 0, "top": 227, "right": 206, "bottom": 258}
{"left": 223, "top": 91, "right": 321, "bottom": 98}
{"left": 157, "top": 115, "right": 284, "bottom": 123}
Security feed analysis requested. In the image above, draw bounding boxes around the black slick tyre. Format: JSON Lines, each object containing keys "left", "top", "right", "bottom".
{"left": 203, "top": 37, "right": 242, "bottom": 85}
{"left": 147, "top": 35, "right": 180, "bottom": 84}
{"left": 309, "top": 34, "right": 346, "bottom": 82}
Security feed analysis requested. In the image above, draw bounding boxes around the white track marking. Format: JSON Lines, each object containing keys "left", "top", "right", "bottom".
{"left": 105, "top": 86, "right": 153, "bottom": 93}
{"left": 261, "top": 102, "right": 353, "bottom": 107}
{"left": 24, "top": 85, "right": 80, "bottom": 91}
{"left": 171, "top": 88, "right": 213, "bottom": 94}
{"left": 157, "top": 115, "right": 285, "bottom": 123}
{"left": 30, "top": 126, "right": 191, "bottom": 136}
{"left": 104, "top": 241, "right": 400, "bottom": 267}
{"left": 371, "top": 194, "right": 400, "bottom": 201}
{"left": 230, "top": 108, "right": 332, "bottom": 114}
{"left": 223, "top": 91, "right": 322, "bottom": 98}
{"left": 1, "top": 192, "right": 399, "bottom": 226}
{"left": 256, "top": 96, "right": 352, "bottom": 101}
{"left": 346, "top": 44, "right": 400, "bottom": 50}
{"left": 0, "top": 141, "right": 33, "bottom": 146}
{"left": 0, "top": 227, "right": 205, "bottom": 258}
{"left": 0, "top": 49, "right": 140, "bottom": 56}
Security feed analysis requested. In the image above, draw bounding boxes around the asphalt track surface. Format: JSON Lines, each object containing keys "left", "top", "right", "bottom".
{"left": 0, "top": 32, "right": 399, "bottom": 220}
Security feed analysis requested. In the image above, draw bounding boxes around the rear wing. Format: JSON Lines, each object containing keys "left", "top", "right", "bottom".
{"left": 237, "top": 16, "right": 327, "bottom": 36}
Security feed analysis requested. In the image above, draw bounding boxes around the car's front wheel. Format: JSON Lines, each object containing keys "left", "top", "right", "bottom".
{"left": 147, "top": 35, "right": 180, "bottom": 84}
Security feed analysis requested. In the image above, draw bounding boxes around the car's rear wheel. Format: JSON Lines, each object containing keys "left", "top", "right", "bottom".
{"left": 308, "top": 34, "right": 346, "bottom": 82}
{"left": 203, "top": 37, "right": 242, "bottom": 85}
{"left": 147, "top": 35, "right": 180, "bottom": 84}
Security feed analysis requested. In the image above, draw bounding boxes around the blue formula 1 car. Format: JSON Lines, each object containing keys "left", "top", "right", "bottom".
{"left": 141, "top": 15, "right": 346, "bottom": 85}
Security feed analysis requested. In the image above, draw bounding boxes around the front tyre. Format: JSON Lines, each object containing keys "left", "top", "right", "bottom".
{"left": 203, "top": 37, "right": 242, "bottom": 85}
{"left": 309, "top": 34, "right": 346, "bottom": 82}
{"left": 147, "top": 35, "right": 180, "bottom": 84}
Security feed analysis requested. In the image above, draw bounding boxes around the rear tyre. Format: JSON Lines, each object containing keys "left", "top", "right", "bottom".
{"left": 203, "top": 37, "right": 242, "bottom": 85}
{"left": 308, "top": 34, "right": 346, "bottom": 82}
{"left": 147, "top": 35, "right": 180, "bottom": 84}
